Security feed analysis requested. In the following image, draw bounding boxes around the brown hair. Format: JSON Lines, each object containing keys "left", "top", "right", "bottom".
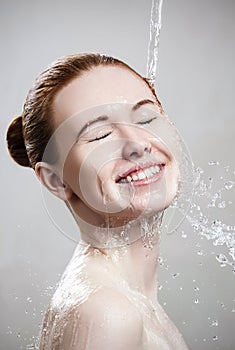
{"left": 6, "top": 53, "right": 162, "bottom": 169}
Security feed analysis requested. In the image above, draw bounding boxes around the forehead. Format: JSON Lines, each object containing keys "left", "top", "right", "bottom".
{"left": 53, "top": 66, "right": 155, "bottom": 127}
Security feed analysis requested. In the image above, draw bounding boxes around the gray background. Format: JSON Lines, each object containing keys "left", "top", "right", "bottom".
{"left": 1, "top": 0, "right": 235, "bottom": 349}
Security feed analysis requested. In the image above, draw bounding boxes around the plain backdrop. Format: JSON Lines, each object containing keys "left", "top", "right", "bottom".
{"left": 1, "top": 0, "right": 235, "bottom": 349}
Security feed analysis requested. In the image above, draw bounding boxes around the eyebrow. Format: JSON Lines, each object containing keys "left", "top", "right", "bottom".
{"left": 77, "top": 99, "right": 157, "bottom": 139}
{"left": 77, "top": 115, "right": 109, "bottom": 139}
{"left": 131, "top": 99, "right": 157, "bottom": 111}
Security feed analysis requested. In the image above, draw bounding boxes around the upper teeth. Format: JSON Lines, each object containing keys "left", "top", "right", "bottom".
{"left": 120, "top": 165, "right": 161, "bottom": 183}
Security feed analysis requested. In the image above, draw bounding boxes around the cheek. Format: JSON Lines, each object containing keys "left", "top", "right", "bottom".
{"left": 62, "top": 148, "right": 85, "bottom": 196}
{"left": 169, "top": 159, "right": 180, "bottom": 180}
{"left": 76, "top": 161, "right": 131, "bottom": 216}
{"left": 161, "top": 161, "right": 181, "bottom": 211}
{"left": 77, "top": 140, "right": 121, "bottom": 197}
{"left": 96, "top": 162, "right": 121, "bottom": 203}
{"left": 71, "top": 147, "right": 107, "bottom": 211}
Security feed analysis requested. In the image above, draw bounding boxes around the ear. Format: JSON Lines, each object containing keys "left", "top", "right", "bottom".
{"left": 35, "top": 162, "right": 73, "bottom": 201}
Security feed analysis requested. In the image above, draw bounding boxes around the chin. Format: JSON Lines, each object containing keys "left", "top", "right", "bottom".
{"left": 132, "top": 177, "right": 179, "bottom": 214}
{"left": 104, "top": 183, "right": 179, "bottom": 227}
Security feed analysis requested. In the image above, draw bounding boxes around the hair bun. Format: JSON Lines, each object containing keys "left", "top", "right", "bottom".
{"left": 6, "top": 116, "right": 31, "bottom": 167}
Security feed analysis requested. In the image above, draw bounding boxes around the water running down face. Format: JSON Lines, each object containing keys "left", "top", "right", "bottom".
{"left": 38, "top": 66, "right": 181, "bottom": 229}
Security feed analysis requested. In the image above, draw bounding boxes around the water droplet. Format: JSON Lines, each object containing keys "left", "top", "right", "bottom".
{"left": 26, "top": 344, "right": 36, "bottom": 350}
{"left": 208, "top": 160, "right": 219, "bottom": 166}
{"left": 194, "top": 299, "right": 199, "bottom": 304}
{"left": 218, "top": 201, "right": 226, "bottom": 208}
{"left": 93, "top": 249, "right": 100, "bottom": 255}
{"left": 7, "top": 326, "right": 13, "bottom": 335}
{"left": 212, "top": 219, "right": 222, "bottom": 228}
{"left": 172, "top": 272, "right": 180, "bottom": 278}
{"left": 211, "top": 320, "right": 218, "bottom": 327}
{"left": 216, "top": 254, "right": 228, "bottom": 267}
{"left": 224, "top": 181, "right": 234, "bottom": 190}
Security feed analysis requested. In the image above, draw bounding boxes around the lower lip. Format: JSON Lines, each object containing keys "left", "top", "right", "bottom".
{"left": 118, "top": 166, "right": 165, "bottom": 187}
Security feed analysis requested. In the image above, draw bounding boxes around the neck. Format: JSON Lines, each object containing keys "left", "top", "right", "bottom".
{"left": 105, "top": 234, "right": 160, "bottom": 301}
{"left": 79, "top": 213, "right": 163, "bottom": 301}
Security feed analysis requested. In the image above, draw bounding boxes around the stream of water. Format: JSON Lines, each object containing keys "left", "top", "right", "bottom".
{"left": 146, "top": 0, "right": 235, "bottom": 272}
{"left": 146, "top": 0, "right": 163, "bottom": 86}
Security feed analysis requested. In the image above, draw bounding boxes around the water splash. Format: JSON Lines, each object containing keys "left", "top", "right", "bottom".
{"left": 170, "top": 163, "right": 235, "bottom": 272}
{"left": 146, "top": 1, "right": 235, "bottom": 273}
{"left": 147, "top": 0, "right": 164, "bottom": 86}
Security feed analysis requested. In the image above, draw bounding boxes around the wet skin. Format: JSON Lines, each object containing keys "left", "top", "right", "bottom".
{"left": 36, "top": 66, "right": 188, "bottom": 350}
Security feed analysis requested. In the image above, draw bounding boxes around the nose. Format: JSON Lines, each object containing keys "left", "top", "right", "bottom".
{"left": 122, "top": 139, "right": 151, "bottom": 160}
{"left": 118, "top": 123, "right": 152, "bottom": 160}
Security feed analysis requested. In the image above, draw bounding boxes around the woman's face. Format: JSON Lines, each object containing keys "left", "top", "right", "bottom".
{"left": 51, "top": 66, "right": 180, "bottom": 227}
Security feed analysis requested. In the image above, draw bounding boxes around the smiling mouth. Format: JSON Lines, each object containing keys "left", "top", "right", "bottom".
{"left": 116, "top": 163, "right": 165, "bottom": 185}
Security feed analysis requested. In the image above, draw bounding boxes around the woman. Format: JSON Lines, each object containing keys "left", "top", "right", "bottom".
{"left": 7, "top": 53, "right": 189, "bottom": 350}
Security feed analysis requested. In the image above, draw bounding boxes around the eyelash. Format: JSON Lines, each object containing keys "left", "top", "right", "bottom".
{"left": 88, "top": 131, "right": 112, "bottom": 142}
{"left": 137, "top": 117, "right": 157, "bottom": 125}
{"left": 87, "top": 117, "right": 156, "bottom": 142}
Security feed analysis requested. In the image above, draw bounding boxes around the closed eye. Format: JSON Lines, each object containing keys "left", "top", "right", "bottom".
{"left": 137, "top": 117, "right": 157, "bottom": 125}
{"left": 88, "top": 131, "right": 112, "bottom": 142}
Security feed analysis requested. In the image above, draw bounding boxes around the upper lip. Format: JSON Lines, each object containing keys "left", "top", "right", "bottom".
{"left": 115, "top": 161, "right": 166, "bottom": 183}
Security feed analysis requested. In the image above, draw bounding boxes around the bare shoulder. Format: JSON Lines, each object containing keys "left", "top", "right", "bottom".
{"left": 56, "top": 287, "right": 144, "bottom": 350}
{"left": 80, "top": 286, "right": 142, "bottom": 320}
